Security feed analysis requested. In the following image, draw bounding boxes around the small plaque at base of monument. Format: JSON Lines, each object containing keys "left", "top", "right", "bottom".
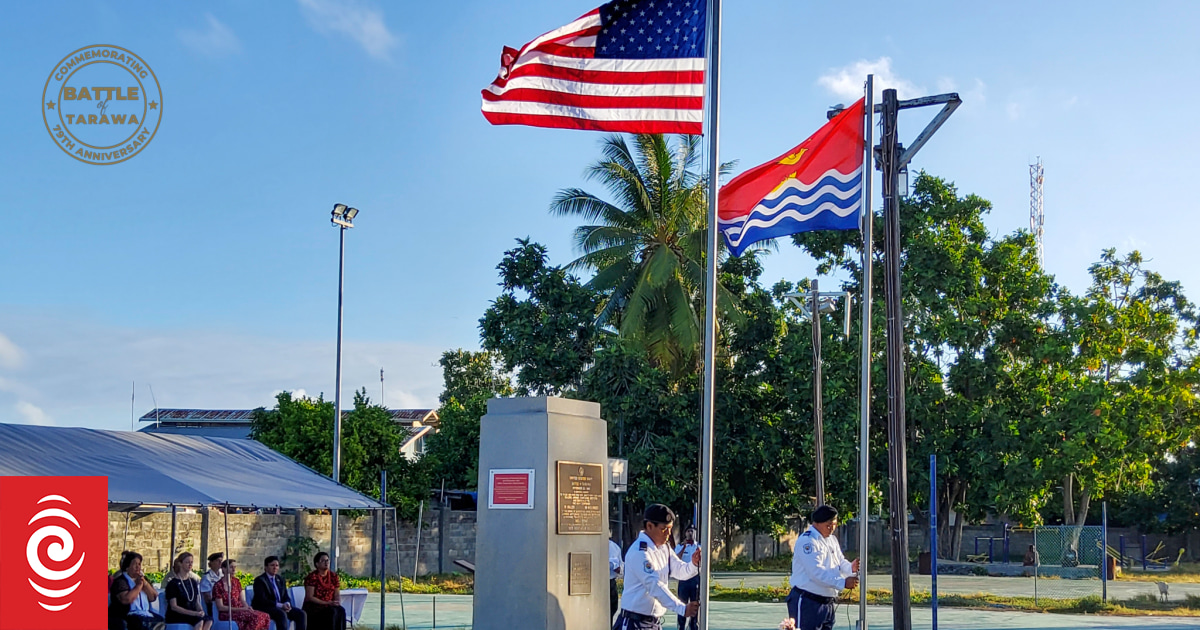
{"left": 568, "top": 552, "right": 592, "bottom": 596}
{"left": 557, "top": 461, "right": 604, "bottom": 534}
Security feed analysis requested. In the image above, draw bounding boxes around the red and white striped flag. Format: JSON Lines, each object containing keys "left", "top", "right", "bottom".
{"left": 481, "top": 0, "right": 707, "bottom": 134}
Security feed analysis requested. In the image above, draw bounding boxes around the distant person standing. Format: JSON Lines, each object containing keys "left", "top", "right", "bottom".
{"left": 787, "top": 506, "right": 858, "bottom": 630}
{"left": 673, "top": 527, "right": 701, "bottom": 630}
{"left": 609, "top": 530, "right": 624, "bottom": 622}
{"left": 615, "top": 504, "right": 700, "bottom": 630}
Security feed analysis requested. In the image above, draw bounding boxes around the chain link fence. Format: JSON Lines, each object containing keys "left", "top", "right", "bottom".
{"left": 1032, "top": 525, "right": 1104, "bottom": 603}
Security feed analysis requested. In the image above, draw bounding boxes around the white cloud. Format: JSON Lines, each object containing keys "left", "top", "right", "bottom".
{"left": 297, "top": 0, "right": 398, "bottom": 60}
{"left": 14, "top": 401, "right": 52, "bottom": 426}
{"left": 966, "top": 79, "right": 987, "bottom": 106}
{"left": 1006, "top": 101, "right": 1023, "bottom": 120}
{"left": 178, "top": 14, "right": 242, "bottom": 57}
{"left": 0, "top": 312, "right": 444, "bottom": 431}
{"left": 817, "top": 57, "right": 924, "bottom": 102}
{"left": 0, "top": 333, "right": 23, "bottom": 369}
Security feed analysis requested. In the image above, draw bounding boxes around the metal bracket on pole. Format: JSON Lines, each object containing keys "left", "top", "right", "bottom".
{"left": 871, "top": 93, "right": 962, "bottom": 170}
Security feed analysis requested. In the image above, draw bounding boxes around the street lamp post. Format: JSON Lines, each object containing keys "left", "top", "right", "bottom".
{"left": 785, "top": 283, "right": 851, "bottom": 507}
{"left": 330, "top": 202, "right": 359, "bottom": 572}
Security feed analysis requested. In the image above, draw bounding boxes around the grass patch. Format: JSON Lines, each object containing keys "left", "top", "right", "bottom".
{"left": 712, "top": 554, "right": 794, "bottom": 573}
{"left": 1117, "top": 562, "right": 1200, "bottom": 583}
{"left": 338, "top": 572, "right": 473, "bottom": 595}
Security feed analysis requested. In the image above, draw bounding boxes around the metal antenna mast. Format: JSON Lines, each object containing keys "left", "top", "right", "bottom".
{"left": 1030, "top": 158, "right": 1044, "bottom": 266}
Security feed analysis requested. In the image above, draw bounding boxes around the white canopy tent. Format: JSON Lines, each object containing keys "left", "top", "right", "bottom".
{"left": 0, "top": 422, "right": 401, "bottom": 628}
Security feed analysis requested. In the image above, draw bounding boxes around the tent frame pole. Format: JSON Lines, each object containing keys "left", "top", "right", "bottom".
{"left": 223, "top": 502, "right": 231, "bottom": 628}
{"left": 168, "top": 504, "right": 177, "bottom": 575}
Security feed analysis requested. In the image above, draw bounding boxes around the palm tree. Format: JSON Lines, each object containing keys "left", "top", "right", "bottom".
{"left": 550, "top": 134, "right": 739, "bottom": 375}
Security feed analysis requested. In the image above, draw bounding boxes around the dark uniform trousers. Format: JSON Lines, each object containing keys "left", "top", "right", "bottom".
{"left": 676, "top": 576, "right": 699, "bottom": 630}
{"left": 613, "top": 609, "right": 662, "bottom": 630}
{"left": 610, "top": 578, "right": 620, "bottom": 621}
{"left": 786, "top": 587, "right": 835, "bottom": 630}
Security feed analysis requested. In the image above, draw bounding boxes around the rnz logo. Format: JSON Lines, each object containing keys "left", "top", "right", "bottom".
{"left": 0, "top": 476, "right": 107, "bottom": 630}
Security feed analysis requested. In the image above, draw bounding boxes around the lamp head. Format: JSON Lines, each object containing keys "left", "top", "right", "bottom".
{"left": 331, "top": 203, "right": 356, "bottom": 228}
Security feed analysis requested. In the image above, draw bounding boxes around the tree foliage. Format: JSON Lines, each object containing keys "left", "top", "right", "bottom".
{"left": 480, "top": 238, "right": 600, "bottom": 396}
{"left": 423, "top": 350, "right": 513, "bottom": 491}
{"left": 250, "top": 390, "right": 431, "bottom": 519}
{"left": 550, "top": 134, "right": 739, "bottom": 375}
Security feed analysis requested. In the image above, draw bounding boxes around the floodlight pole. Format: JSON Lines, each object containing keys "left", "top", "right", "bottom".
{"left": 330, "top": 203, "right": 357, "bottom": 572}
{"left": 876, "top": 88, "right": 960, "bottom": 630}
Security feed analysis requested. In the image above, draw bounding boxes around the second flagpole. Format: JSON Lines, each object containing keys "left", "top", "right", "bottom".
{"left": 698, "top": 0, "right": 722, "bottom": 629}
{"left": 858, "top": 73, "right": 875, "bottom": 630}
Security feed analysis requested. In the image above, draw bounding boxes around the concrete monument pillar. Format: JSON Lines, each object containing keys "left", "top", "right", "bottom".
{"left": 473, "top": 396, "right": 609, "bottom": 630}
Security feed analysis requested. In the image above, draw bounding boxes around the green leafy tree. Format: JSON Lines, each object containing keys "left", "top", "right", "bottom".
{"left": 550, "top": 133, "right": 738, "bottom": 375}
{"left": 794, "top": 174, "right": 1059, "bottom": 559}
{"left": 423, "top": 350, "right": 513, "bottom": 490}
{"left": 1039, "top": 250, "right": 1200, "bottom": 532}
{"left": 250, "top": 390, "right": 431, "bottom": 519}
{"left": 480, "top": 239, "right": 600, "bottom": 396}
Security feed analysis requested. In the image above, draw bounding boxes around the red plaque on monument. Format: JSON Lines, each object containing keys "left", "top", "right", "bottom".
{"left": 488, "top": 469, "right": 535, "bottom": 509}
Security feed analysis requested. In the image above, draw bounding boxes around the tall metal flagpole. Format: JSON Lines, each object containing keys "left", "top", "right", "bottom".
{"left": 857, "top": 73, "right": 875, "bottom": 630}
{"left": 698, "top": 0, "right": 722, "bottom": 628}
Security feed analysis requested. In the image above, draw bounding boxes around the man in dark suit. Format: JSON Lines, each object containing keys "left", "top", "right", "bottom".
{"left": 252, "top": 556, "right": 307, "bottom": 630}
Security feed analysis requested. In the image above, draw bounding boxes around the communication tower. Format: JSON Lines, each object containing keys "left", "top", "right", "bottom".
{"left": 1030, "top": 158, "right": 1045, "bottom": 267}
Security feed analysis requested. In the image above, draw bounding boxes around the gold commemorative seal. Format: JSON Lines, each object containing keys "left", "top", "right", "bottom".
{"left": 43, "top": 45, "right": 163, "bottom": 165}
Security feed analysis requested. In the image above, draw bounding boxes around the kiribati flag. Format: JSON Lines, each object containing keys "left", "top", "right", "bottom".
{"left": 718, "top": 99, "right": 865, "bottom": 256}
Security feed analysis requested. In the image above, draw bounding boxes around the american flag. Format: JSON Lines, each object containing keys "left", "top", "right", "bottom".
{"left": 481, "top": 0, "right": 707, "bottom": 134}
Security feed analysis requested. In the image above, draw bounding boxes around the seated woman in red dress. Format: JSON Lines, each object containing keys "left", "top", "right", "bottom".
{"left": 303, "top": 552, "right": 346, "bottom": 630}
{"left": 210, "top": 559, "right": 271, "bottom": 630}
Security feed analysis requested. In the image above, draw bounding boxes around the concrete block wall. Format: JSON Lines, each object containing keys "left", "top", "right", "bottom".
{"left": 108, "top": 507, "right": 476, "bottom": 577}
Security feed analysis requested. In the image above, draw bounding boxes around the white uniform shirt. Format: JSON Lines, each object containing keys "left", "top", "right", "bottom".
{"left": 789, "top": 525, "right": 854, "bottom": 597}
{"left": 621, "top": 531, "right": 699, "bottom": 617}
{"left": 609, "top": 540, "right": 624, "bottom": 579}
{"left": 198, "top": 569, "right": 222, "bottom": 595}
{"left": 674, "top": 542, "right": 700, "bottom": 564}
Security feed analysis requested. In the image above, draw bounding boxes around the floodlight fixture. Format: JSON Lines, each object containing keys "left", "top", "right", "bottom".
{"left": 331, "top": 203, "right": 356, "bottom": 228}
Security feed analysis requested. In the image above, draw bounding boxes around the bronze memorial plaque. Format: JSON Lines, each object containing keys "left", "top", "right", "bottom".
{"left": 556, "top": 461, "right": 604, "bottom": 534}
{"left": 568, "top": 552, "right": 592, "bottom": 596}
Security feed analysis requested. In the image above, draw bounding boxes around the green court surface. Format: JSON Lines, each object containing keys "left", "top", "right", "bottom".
{"left": 354, "top": 592, "right": 1200, "bottom": 630}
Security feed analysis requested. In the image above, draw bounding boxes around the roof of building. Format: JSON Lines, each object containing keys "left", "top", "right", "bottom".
{"left": 137, "top": 424, "right": 253, "bottom": 440}
{"left": 0, "top": 423, "right": 385, "bottom": 510}
{"left": 138, "top": 408, "right": 439, "bottom": 427}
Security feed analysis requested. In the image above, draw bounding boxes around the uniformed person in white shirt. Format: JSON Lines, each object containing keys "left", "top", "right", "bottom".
{"left": 609, "top": 530, "right": 624, "bottom": 622}
{"left": 787, "top": 505, "right": 859, "bottom": 630}
{"left": 614, "top": 504, "right": 700, "bottom": 630}
{"left": 673, "top": 527, "right": 701, "bottom": 630}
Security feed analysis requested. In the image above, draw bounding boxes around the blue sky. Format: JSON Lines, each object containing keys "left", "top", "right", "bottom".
{"left": 1, "top": 0, "right": 1196, "bottom": 430}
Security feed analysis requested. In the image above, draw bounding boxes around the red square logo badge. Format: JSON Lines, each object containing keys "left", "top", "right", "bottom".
{"left": 0, "top": 476, "right": 107, "bottom": 630}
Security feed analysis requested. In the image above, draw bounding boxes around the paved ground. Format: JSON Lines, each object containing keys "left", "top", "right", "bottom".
{"left": 356, "top": 593, "right": 1200, "bottom": 630}
{"left": 712, "top": 572, "right": 1200, "bottom": 601}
